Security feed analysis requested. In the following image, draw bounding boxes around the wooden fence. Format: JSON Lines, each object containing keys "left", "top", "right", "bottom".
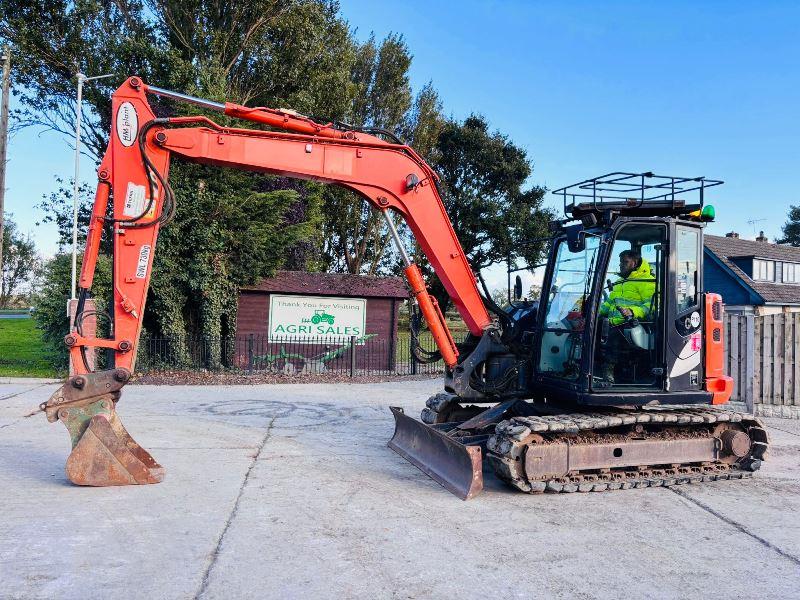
{"left": 724, "top": 312, "right": 800, "bottom": 410}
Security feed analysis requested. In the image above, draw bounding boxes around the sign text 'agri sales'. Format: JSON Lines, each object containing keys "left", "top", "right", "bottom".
{"left": 268, "top": 294, "right": 367, "bottom": 342}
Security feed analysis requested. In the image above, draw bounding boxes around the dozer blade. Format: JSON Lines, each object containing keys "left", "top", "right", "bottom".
{"left": 388, "top": 406, "right": 483, "bottom": 500}
{"left": 42, "top": 370, "right": 165, "bottom": 486}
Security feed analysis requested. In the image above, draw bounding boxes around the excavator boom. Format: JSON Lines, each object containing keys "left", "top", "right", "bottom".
{"left": 42, "top": 77, "right": 493, "bottom": 486}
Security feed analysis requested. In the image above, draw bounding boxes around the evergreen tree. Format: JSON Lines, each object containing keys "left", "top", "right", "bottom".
{"left": 1, "top": 216, "right": 41, "bottom": 308}
{"left": 2, "top": 0, "right": 553, "bottom": 351}
{"left": 1, "top": 0, "right": 351, "bottom": 364}
{"left": 425, "top": 114, "right": 552, "bottom": 312}
{"left": 321, "top": 33, "right": 418, "bottom": 275}
{"left": 33, "top": 253, "right": 111, "bottom": 368}
{"left": 778, "top": 206, "right": 800, "bottom": 246}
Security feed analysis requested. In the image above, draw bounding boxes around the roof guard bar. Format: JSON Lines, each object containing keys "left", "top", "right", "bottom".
{"left": 551, "top": 171, "right": 723, "bottom": 218}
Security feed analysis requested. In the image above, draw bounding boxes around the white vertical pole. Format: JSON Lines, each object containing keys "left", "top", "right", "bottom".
{"left": 0, "top": 46, "right": 10, "bottom": 291}
{"left": 71, "top": 72, "right": 85, "bottom": 301}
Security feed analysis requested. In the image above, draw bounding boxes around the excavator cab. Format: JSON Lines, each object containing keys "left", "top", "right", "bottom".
{"left": 539, "top": 222, "right": 665, "bottom": 388}
{"left": 535, "top": 173, "right": 719, "bottom": 405}
{"left": 425, "top": 172, "right": 727, "bottom": 410}
{"left": 389, "top": 173, "right": 767, "bottom": 499}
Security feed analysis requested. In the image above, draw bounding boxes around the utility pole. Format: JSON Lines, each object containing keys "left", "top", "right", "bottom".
{"left": 0, "top": 46, "right": 10, "bottom": 288}
{"left": 67, "top": 70, "right": 112, "bottom": 373}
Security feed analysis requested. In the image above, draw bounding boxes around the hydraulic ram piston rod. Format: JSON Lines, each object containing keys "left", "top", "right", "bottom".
{"left": 383, "top": 210, "right": 412, "bottom": 267}
{"left": 382, "top": 210, "right": 458, "bottom": 367}
{"left": 145, "top": 85, "right": 226, "bottom": 112}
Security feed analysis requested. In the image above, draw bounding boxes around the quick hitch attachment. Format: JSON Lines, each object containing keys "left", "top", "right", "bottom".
{"left": 41, "top": 369, "right": 164, "bottom": 486}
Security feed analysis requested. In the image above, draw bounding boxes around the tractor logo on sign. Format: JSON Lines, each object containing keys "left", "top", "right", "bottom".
{"left": 304, "top": 310, "right": 335, "bottom": 325}
{"left": 269, "top": 295, "right": 365, "bottom": 342}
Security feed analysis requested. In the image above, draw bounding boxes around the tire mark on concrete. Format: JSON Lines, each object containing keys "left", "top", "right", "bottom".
{"left": 147, "top": 446, "right": 259, "bottom": 450}
{"left": 766, "top": 423, "right": 800, "bottom": 438}
{"left": 194, "top": 416, "right": 276, "bottom": 600}
{"left": 0, "top": 381, "right": 51, "bottom": 402}
{"left": 0, "top": 382, "right": 54, "bottom": 430}
{"left": 670, "top": 487, "right": 800, "bottom": 567}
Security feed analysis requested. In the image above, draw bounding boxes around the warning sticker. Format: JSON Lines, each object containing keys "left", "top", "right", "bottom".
{"left": 690, "top": 332, "right": 702, "bottom": 352}
{"left": 123, "top": 182, "right": 147, "bottom": 217}
{"left": 136, "top": 245, "right": 151, "bottom": 279}
{"left": 677, "top": 273, "right": 688, "bottom": 295}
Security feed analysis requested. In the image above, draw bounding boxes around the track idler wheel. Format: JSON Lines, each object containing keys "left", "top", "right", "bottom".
{"left": 420, "top": 392, "right": 485, "bottom": 425}
{"left": 41, "top": 370, "right": 164, "bottom": 486}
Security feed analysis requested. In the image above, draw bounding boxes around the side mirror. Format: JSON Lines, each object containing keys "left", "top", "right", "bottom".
{"left": 514, "top": 275, "right": 523, "bottom": 300}
{"left": 600, "top": 317, "right": 610, "bottom": 344}
{"left": 565, "top": 223, "right": 585, "bottom": 252}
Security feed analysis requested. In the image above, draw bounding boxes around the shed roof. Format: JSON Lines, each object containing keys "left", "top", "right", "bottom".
{"left": 241, "top": 271, "right": 409, "bottom": 299}
{"left": 704, "top": 235, "right": 800, "bottom": 305}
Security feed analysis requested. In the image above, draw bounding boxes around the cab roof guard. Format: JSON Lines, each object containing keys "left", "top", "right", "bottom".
{"left": 552, "top": 172, "right": 723, "bottom": 219}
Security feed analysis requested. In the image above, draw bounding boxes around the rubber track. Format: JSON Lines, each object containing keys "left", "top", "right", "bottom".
{"left": 486, "top": 407, "right": 769, "bottom": 494}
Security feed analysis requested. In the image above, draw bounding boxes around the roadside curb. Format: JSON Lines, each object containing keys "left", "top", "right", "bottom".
{"left": 755, "top": 403, "right": 800, "bottom": 420}
{"left": 0, "top": 377, "right": 60, "bottom": 385}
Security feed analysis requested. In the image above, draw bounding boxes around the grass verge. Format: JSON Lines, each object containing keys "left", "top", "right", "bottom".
{"left": 0, "top": 318, "right": 57, "bottom": 378}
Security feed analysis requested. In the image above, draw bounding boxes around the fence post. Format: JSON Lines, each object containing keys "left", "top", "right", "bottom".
{"left": 388, "top": 299, "right": 397, "bottom": 372}
{"left": 247, "top": 333, "right": 254, "bottom": 375}
{"left": 745, "top": 313, "right": 755, "bottom": 414}
{"left": 410, "top": 329, "right": 418, "bottom": 375}
{"left": 794, "top": 314, "right": 800, "bottom": 407}
{"left": 350, "top": 335, "right": 356, "bottom": 377}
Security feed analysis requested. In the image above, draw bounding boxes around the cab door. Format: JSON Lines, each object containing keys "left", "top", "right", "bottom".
{"left": 665, "top": 223, "right": 704, "bottom": 391}
{"left": 590, "top": 222, "right": 666, "bottom": 390}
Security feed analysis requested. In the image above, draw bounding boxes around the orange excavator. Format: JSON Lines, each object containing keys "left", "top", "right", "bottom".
{"left": 41, "top": 78, "right": 768, "bottom": 497}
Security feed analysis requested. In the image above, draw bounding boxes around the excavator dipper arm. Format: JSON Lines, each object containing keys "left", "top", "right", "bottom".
{"left": 42, "top": 76, "right": 493, "bottom": 486}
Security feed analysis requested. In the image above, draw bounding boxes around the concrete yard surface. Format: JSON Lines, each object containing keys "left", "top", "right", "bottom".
{"left": 1, "top": 380, "right": 799, "bottom": 600}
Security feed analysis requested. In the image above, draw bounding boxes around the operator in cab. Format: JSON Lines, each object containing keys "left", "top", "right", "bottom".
{"left": 598, "top": 250, "right": 656, "bottom": 383}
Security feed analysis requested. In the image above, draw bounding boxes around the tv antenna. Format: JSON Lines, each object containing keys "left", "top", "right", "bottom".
{"left": 747, "top": 218, "right": 766, "bottom": 233}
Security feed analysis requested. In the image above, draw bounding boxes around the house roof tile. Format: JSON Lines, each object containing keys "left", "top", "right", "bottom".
{"left": 704, "top": 235, "right": 800, "bottom": 304}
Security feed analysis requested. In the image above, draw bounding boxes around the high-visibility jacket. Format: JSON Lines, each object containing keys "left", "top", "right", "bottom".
{"left": 599, "top": 258, "right": 656, "bottom": 325}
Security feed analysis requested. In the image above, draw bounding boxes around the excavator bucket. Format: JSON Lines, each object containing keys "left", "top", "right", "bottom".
{"left": 388, "top": 406, "right": 483, "bottom": 500}
{"left": 64, "top": 410, "right": 164, "bottom": 486}
{"left": 41, "top": 370, "right": 164, "bottom": 486}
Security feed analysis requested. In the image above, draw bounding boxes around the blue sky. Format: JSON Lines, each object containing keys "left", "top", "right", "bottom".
{"left": 4, "top": 1, "right": 799, "bottom": 290}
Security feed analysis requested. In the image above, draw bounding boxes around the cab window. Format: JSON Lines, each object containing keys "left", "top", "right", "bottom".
{"left": 676, "top": 227, "right": 699, "bottom": 312}
{"left": 538, "top": 235, "right": 601, "bottom": 379}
